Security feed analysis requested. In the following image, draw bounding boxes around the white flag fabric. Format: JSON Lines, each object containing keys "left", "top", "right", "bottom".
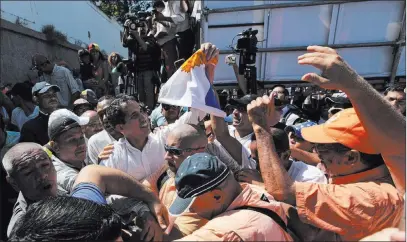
{"left": 158, "top": 50, "right": 226, "bottom": 118}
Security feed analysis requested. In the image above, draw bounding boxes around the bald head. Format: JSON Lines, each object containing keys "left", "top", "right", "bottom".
{"left": 3, "top": 142, "right": 45, "bottom": 176}
{"left": 81, "top": 110, "right": 98, "bottom": 119}
{"left": 169, "top": 124, "right": 207, "bottom": 148}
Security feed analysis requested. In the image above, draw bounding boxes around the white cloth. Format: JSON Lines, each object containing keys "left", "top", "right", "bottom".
{"left": 87, "top": 130, "right": 116, "bottom": 165}
{"left": 228, "top": 125, "right": 253, "bottom": 155}
{"left": 100, "top": 109, "right": 205, "bottom": 181}
{"left": 287, "top": 160, "right": 327, "bottom": 184}
{"left": 11, "top": 106, "right": 39, "bottom": 130}
{"left": 39, "top": 65, "right": 81, "bottom": 107}
{"left": 158, "top": 50, "right": 225, "bottom": 118}
{"left": 209, "top": 139, "right": 255, "bottom": 171}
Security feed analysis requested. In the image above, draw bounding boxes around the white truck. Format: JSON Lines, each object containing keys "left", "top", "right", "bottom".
{"left": 194, "top": 0, "right": 406, "bottom": 90}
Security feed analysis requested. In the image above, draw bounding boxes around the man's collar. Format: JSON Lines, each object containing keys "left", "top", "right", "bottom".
{"left": 330, "top": 164, "right": 390, "bottom": 185}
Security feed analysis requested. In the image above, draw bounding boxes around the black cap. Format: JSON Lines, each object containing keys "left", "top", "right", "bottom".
{"left": 10, "top": 83, "right": 33, "bottom": 101}
{"left": 169, "top": 153, "right": 230, "bottom": 216}
{"left": 228, "top": 94, "right": 258, "bottom": 106}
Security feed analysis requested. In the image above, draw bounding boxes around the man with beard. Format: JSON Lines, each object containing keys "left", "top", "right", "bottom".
{"left": 150, "top": 104, "right": 181, "bottom": 130}
{"left": 87, "top": 95, "right": 123, "bottom": 165}
{"left": 20, "top": 82, "right": 60, "bottom": 145}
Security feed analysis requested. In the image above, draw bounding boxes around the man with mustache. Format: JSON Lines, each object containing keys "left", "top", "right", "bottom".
{"left": 20, "top": 82, "right": 60, "bottom": 145}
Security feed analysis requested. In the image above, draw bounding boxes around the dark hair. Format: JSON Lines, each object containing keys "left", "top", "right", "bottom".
{"left": 9, "top": 196, "right": 122, "bottom": 241}
{"left": 384, "top": 84, "right": 405, "bottom": 96}
{"left": 105, "top": 94, "right": 136, "bottom": 127}
{"left": 271, "top": 84, "right": 289, "bottom": 96}
{"left": 0, "top": 114, "right": 5, "bottom": 131}
{"left": 317, "top": 142, "right": 384, "bottom": 168}
{"left": 270, "top": 128, "right": 290, "bottom": 154}
{"left": 98, "top": 95, "right": 114, "bottom": 103}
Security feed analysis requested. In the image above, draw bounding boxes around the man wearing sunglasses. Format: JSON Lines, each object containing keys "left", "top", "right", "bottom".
{"left": 150, "top": 103, "right": 181, "bottom": 130}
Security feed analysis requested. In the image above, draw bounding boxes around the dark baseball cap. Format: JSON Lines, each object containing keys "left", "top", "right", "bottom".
{"left": 169, "top": 153, "right": 230, "bottom": 216}
{"left": 31, "top": 54, "right": 49, "bottom": 70}
{"left": 32, "top": 82, "right": 60, "bottom": 95}
{"left": 80, "top": 89, "right": 98, "bottom": 105}
{"left": 228, "top": 94, "right": 258, "bottom": 106}
{"left": 285, "top": 121, "right": 317, "bottom": 140}
{"left": 10, "top": 83, "right": 32, "bottom": 100}
{"left": 48, "top": 109, "right": 89, "bottom": 141}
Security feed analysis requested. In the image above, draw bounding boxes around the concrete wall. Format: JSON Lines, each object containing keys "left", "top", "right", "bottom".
{"left": 1, "top": 1, "right": 127, "bottom": 56}
{"left": 1, "top": 19, "right": 81, "bottom": 85}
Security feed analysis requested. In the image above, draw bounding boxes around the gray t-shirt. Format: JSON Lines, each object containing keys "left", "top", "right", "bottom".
{"left": 87, "top": 130, "right": 116, "bottom": 165}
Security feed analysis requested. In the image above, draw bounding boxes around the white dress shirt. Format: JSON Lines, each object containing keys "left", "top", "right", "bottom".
{"left": 100, "top": 109, "right": 205, "bottom": 181}
{"left": 287, "top": 160, "right": 327, "bottom": 184}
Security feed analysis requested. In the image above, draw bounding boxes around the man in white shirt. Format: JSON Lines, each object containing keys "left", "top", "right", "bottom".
{"left": 241, "top": 128, "right": 327, "bottom": 184}
{"left": 100, "top": 95, "right": 205, "bottom": 181}
{"left": 32, "top": 54, "right": 80, "bottom": 107}
{"left": 87, "top": 95, "right": 123, "bottom": 165}
{"left": 9, "top": 83, "right": 39, "bottom": 130}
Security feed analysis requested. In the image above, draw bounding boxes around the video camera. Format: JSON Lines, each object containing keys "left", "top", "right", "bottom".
{"left": 235, "top": 28, "right": 259, "bottom": 94}
{"left": 123, "top": 12, "right": 150, "bottom": 31}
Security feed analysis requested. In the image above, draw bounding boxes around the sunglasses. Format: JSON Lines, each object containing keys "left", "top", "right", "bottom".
{"left": 162, "top": 104, "right": 178, "bottom": 111}
{"left": 227, "top": 105, "right": 247, "bottom": 113}
{"left": 164, "top": 144, "right": 206, "bottom": 156}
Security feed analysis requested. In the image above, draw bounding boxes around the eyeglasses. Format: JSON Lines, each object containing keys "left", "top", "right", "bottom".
{"left": 162, "top": 104, "right": 178, "bottom": 111}
{"left": 164, "top": 144, "right": 206, "bottom": 156}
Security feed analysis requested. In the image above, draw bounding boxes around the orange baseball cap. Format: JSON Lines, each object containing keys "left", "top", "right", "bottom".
{"left": 301, "top": 108, "right": 378, "bottom": 154}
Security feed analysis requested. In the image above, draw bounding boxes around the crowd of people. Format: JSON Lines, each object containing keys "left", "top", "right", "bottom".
{"left": 0, "top": 1, "right": 406, "bottom": 241}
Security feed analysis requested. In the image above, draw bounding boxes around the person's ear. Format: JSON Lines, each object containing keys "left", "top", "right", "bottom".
{"left": 345, "top": 150, "right": 361, "bottom": 166}
{"left": 32, "top": 95, "right": 39, "bottom": 105}
{"left": 115, "top": 124, "right": 124, "bottom": 134}
{"left": 210, "top": 189, "right": 226, "bottom": 205}
{"left": 49, "top": 141, "right": 60, "bottom": 154}
{"left": 281, "top": 150, "right": 291, "bottom": 161}
{"left": 6, "top": 176, "right": 20, "bottom": 193}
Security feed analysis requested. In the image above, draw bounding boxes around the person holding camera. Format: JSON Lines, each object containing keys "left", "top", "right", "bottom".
{"left": 123, "top": 20, "right": 161, "bottom": 110}
{"left": 152, "top": 0, "right": 185, "bottom": 78}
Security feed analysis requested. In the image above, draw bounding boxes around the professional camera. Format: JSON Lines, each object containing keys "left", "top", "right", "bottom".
{"left": 235, "top": 28, "right": 259, "bottom": 94}
{"left": 123, "top": 11, "right": 149, "bottom": 31}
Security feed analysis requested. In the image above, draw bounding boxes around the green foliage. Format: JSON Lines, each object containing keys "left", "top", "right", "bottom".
{"left": 41, "top": 24, "right": 68, "bottom": 45}
{"left": 93, "top": 0, "right": 152, "bottom": 25}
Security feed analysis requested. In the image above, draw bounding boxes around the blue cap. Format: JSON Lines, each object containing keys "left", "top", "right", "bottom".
{"left": 284, "top": 121, "right": 317, "bottom": 139}
{"left": 169, "top": 153, "right": 230, "bottom": 216}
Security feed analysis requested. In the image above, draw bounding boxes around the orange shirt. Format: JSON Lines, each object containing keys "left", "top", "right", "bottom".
{"left": 142, "top": 165, "right": 208, "bottom": 237}
{"left": 176, "top": 184, "right": 293, "bottom": 241}
{"left": 295, "top": 164, "right": 404, "bottom": 241}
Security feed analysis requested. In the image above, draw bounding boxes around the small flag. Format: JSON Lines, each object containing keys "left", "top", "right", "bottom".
{"left": 158, "top": 50, "right": 226, "bottom": 117}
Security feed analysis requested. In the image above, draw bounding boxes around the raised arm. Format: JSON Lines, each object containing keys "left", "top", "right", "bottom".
{"left": 298, "top": 46, "right": 406, "bottom": 192}
{"left": 247, "top": 95, "right": 296, "bottom": 205}
{"left": 73, "top": 165, "right": 168, "bottom": 229}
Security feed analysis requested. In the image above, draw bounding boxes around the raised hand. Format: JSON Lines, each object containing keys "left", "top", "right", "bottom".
{"left": 298, "top": 46, "right": 357, "bottom": 91}
{"left": 247, "top": 93, "right": 279, "bottom": 128}
{"left": 200, "top": 43, "right": 220, "bottom": 61}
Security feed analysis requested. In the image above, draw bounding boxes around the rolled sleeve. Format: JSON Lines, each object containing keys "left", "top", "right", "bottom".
{"left": 295, "top": 182, "right": 404, "bottom": 240}
{"left": 64, "top": 69, "right": 81, "bottom": 94}
{"left": 71, "top": 182, "right": 107, "bottom": 205}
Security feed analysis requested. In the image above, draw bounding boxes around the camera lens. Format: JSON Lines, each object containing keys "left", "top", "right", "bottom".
{"left": 130, "top": 23, "right": 136, "bottom": 30}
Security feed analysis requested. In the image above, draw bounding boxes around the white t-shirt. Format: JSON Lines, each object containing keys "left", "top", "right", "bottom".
{"left": 228, "top": 125, "right": 253, "bottom": 155}
{"left": 100, "top": 109, "right": 205, "bottom": 181}
{"left": 287, "top": 160, "right": 327, "bottom": 184}
{"left": 87, "top": 130, "right": 116, "bottom": 165}
{"left": 11, "top": 106, "right": 39, "bottom": 130}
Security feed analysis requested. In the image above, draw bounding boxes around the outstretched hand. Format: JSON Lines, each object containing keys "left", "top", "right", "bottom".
{"left": 298, "top": 46, "right": 357, "bottom": 91}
